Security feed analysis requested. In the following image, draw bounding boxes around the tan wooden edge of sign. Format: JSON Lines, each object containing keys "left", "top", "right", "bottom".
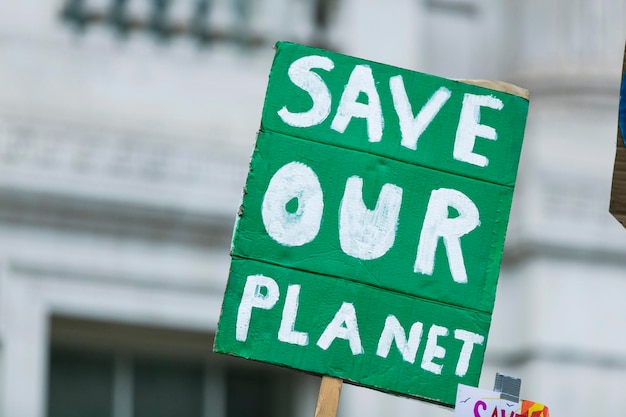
{"left": 459, "top": 79, "right": 530, "bottom": 100}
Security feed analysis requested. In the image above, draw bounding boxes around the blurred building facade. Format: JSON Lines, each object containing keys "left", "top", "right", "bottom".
{"left": 1, "top": 1, "right": 626, "bottom": 417}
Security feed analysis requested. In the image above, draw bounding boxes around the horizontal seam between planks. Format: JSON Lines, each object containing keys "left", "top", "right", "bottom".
{"left": 230, "top": 253, "right": 494, "bottom": 316}
{"left": 258, "top": 127, "right": 517, "bottom": 190}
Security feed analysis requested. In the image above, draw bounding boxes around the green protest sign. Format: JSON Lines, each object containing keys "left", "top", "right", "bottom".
{"left": 215, "top": 42, "right": 529, "bottom": 407}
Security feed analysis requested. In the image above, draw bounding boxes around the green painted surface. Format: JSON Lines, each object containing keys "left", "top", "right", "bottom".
{"left": 261, "top": 42, "right": 528, "bottom": 187}
{"left": 215, "top": 42, "right": 529, "bottom": 407}
{"left": 233, "top": 131, "right": 513, "bottom": 314}
{"left": 215, "top": 259, "right": 490, "bottom": 407}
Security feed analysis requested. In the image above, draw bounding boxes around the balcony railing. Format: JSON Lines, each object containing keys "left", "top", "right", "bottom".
{"left": 60, "top": 0, "right": 338, "bottom": 49}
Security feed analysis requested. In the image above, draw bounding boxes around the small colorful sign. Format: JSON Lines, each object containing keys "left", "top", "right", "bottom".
{"left": 454, "top": 384, "right": 520, "bottom": 417}
{"left": 214, "top": 42, "right": 529, "bottom": 406}
{"left": 454, "top": 384, "right": 550, "bottom": 417}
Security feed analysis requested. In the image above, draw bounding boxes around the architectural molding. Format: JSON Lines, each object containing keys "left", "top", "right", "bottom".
{"left": 506, "top": 0, "right": 626, "bottom": 82}
{"left": 487, "top": 346, "right": 626, "bottom": 370}
{"left": 0, "top": 116, "right": 245, "bottom": 244}
{"left": 505, "top": 166, "right": 626, "bottom": 259}
{"left": 507, "top": 74, "right": 621, "bottom": 98}
{"left": 0, "top": 116, "right": 247, "bottom": 202}
{"left": 503, "top": 239, "right": 626, "bottom": 268}
{"left": 9, "top": 257, "right": 226, "bottom": 295}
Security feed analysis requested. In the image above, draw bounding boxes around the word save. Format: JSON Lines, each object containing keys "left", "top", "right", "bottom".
{"left": 277, "top": 55, "right": 502, "bottom": 166}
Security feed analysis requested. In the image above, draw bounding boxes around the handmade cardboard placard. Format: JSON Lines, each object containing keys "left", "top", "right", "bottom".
{"left": 610, "top": 42, "right": 626, "bottom": 228}
{"left": 214, "top": 42, "right": 529, "bottom": 407}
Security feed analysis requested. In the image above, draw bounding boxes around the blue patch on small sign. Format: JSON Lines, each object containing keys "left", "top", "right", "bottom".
{"left": 620, "top": 72, "right": 626, "bottom": 146}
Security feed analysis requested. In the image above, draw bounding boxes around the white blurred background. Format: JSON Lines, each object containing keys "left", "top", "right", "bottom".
{"left": 1, "top": 1, "right": 626, "bottom": 416}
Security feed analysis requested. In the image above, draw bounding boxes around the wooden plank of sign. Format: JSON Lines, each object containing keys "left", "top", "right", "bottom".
{"left": 215, "top": 258, "right": 490, "bottom": 406}
{"left": 261, "top": 42, "right": 529, "bottom": 188}
{"left": 610, "top": 42, "right": 626, "bottom": 228}
{"left": 314, "top": 376, "right": 343, "bottom": 417}
{"left": 459, "top": 79, "right": 530, "bottom": 100}
{"left": 231, "top": 130, "right": 514, "bottom": 315}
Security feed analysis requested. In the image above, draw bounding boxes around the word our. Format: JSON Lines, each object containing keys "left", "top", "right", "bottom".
{"left": 262, "top": 161, "right": 480, "bottom": 284}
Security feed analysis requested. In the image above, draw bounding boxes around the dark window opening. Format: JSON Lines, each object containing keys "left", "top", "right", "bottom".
{"left": 48, "top": 349, "right": 114, "bottom": 417}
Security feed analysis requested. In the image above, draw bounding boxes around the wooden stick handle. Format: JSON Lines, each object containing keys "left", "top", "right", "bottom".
{"left": 314, "top": 376, "right": 343, "bottom": 417}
